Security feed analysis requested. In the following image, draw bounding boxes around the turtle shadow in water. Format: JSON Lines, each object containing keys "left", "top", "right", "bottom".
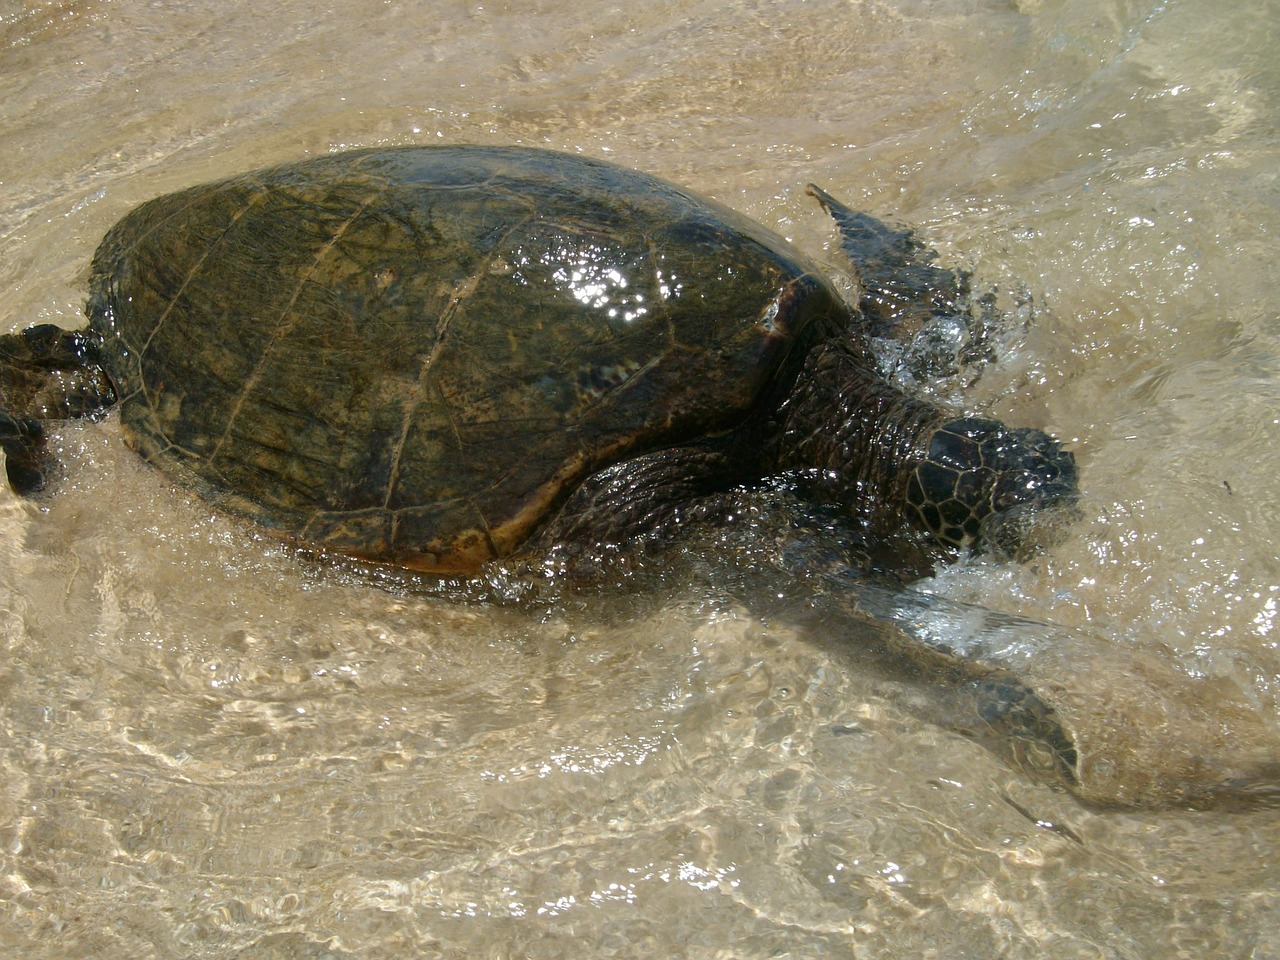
{"left": 462, "top": 484, "right": 1280, "bottom": 812}
{"left": 1, "top": 146, "right": 1275, "bottom": 809}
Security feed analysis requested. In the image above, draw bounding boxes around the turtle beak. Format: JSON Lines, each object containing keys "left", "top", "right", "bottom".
{"left": 977, "top": 426, "right": 1080, "bottom": 559}
{"left": 979, "top": 488, "right": 1080, "bottom": 560}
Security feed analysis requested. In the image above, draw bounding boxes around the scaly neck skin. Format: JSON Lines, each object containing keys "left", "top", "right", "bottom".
{"left": 768, "top": 339, "right": 947, "bottom": 528}
{"left": 767, "top": 338, "right": 1080, "bottom": 559}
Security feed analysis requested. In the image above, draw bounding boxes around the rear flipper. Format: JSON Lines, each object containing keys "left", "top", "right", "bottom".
{"left": 0, "top": 323, "right": 116, "bottom": 493}
{"left": 0, "top": 411, "right": 46, "bottom": 494}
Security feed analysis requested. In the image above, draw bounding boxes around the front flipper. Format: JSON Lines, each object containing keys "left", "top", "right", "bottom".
{"left": 844, "top": 579, "right": 1280, "bottom": 809}
{"left": 807, "top": 184, "right": 968, "bottom": 334}
{"left": 522, "top": 443, "right": 748, "bottom": 578}
{"left": 766, "top": 510, "right": 1280, "bottom": 809}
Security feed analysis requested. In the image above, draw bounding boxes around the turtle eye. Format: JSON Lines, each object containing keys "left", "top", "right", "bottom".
{"left": 990, "top": 427, "right": 1078, "bottom": 511}
{"left": 909, "top": 418, "right": 1078, "bottom": 551}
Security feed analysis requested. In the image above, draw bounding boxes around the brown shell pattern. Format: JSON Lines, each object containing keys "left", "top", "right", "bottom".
{"left": 87, "top": 146, "right": 835, "bottom": 571}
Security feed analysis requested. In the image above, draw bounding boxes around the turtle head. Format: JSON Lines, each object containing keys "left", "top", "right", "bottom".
{"left": 906, "top": 417, "right": 1078, "bottom": 556}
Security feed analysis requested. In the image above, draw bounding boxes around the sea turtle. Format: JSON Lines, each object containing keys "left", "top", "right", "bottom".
{"left": 0, "top": 145, "right": 1080, "bottom": 783}
{"left": 0, "top": 146, "right": 1075, "bottom": 572}
{"left": 8, "top": 147, "right": 1279, "bottom": 809}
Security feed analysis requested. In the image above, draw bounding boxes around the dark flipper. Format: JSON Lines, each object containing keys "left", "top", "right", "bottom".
{"left": 0, "top": 411, "right": 47, "bottom": 494}
{"left": 807, "top": 185, "right": 1005, "bottom": 381}
{"left": 843, "top": 579, "right": 1280, "bottom": 809}
{"left": 0, "top": 324, "right": 116, "bottom": 493}
{"left": 526, "top": 443, "right": 749, "bottom": 574}
{"left": 807, "top": 184, "right": 968, "bottom": 332}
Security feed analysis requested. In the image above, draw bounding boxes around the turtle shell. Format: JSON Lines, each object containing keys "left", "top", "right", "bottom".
{"left": 87, "top": 146, "right": 840, "bottom": 571}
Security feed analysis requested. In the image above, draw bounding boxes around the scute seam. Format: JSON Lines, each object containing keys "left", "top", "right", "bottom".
{"left": 207, "top": 190, "right": 380, "bottom": 467}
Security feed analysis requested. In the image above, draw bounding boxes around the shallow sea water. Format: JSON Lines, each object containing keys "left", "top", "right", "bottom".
{"left": 1, "top": 0, "right": 1279, "bottom": 956}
